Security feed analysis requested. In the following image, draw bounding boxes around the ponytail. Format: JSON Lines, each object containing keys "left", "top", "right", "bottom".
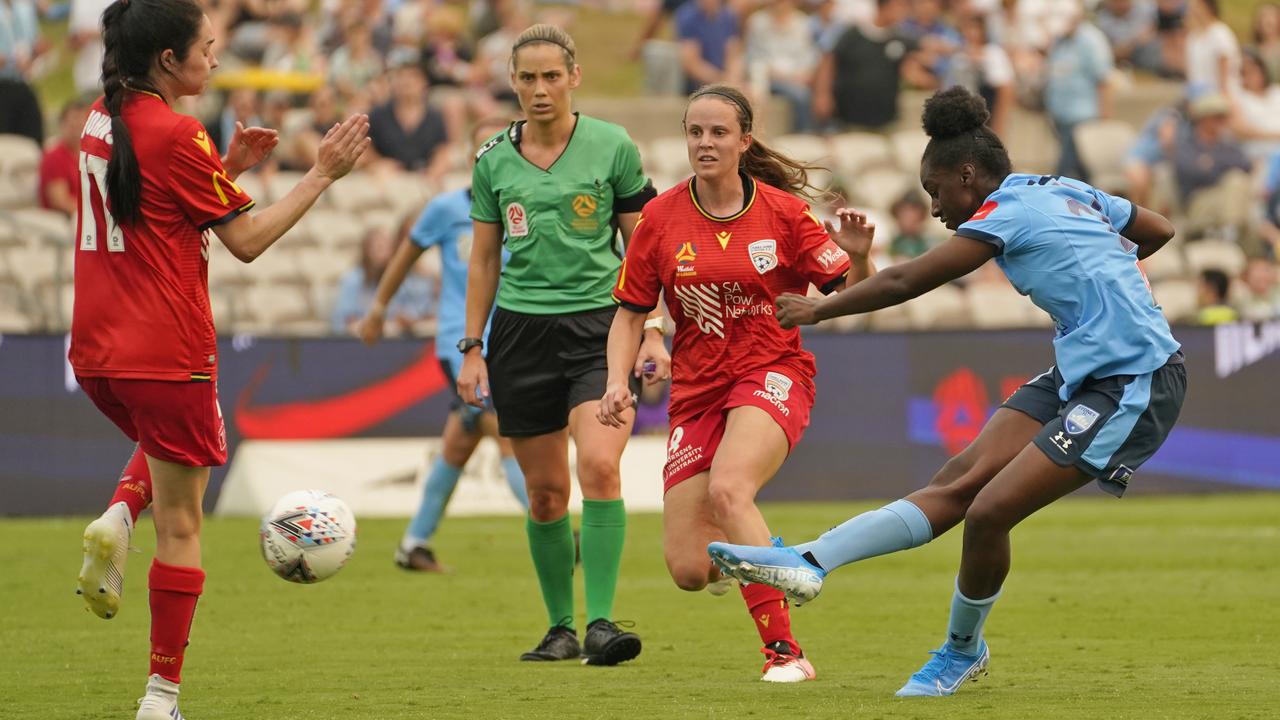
{"left": 686, "top": 84, "right": 826, "bottom": 200}
{"left": 99, "top": 0, "right": 205, "bottom": 226}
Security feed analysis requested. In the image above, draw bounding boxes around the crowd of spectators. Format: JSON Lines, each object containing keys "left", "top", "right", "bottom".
{"left": 1, "top": 0, "right": 1279, "bottom": 335}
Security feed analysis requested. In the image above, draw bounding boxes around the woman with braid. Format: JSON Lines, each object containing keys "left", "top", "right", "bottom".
{"left": 456, "top": 24, "right": 667, "bottom": 666}
{"left": 72, "top": 1, "right": 368, "bottom": 715}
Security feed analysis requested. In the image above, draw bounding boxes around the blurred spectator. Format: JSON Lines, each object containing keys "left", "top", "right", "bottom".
{"left": 207, "top": 88, "right": 263, "bottom": 157}
{"left": 68, "top": 0, "right": 112, "bottom": 95}
{"left": 329, "top": 19, "right": 386, "bottom": 100}
{"left": 675, "top": 0, "right": 744, "bottom": 94}
{"left": 1183, "top": 0, "right": 1239, "bottom": 93}
{"left": 1238, "top": 256, "right": 1280, "bottom": 321}
{"left": 38, "top": 97, "right": 91, "bottom": 216}
{"left": 1196, "top": 268, "right": 1239, "bottom": 324}
{"left": 1153, "top": 0, "right": 1186, "bottom": 73}
{"left": 0, "top": 0, "right": 42, "bottom": 144}
{"left": 367, "top": 61, "right": 450, "bottom": 178}
{"left": 943, "top": 9, "right": 1014, "bottom": 137}
{"left": 816, "top": 0, "right": 931, "bottom": 130}
{"left": 473, "top": 0, "right": 530, "bottom": 104}
{"left": 899, "top": 0, "right": 961, "bottom": 82}
{"left": 1124, "top": 89, "right": 1196, "bottom": 207}
{"left": 632, "top": 0, "right": 686, "bottom": 94}
{"left": 1229, "top": 48, "right": 1280, "bottom": 161}
{"left": 1175, "top": 92, "right": 1251, "bottom": 240}
{"left": 1096, "top": 0, "right": 1164, "bottom": 74}
{"left": 332, "top": 224, "right": 435, "bottom": 335}
{"left": 745, "top": 0, "right": 819, "bottom": 132}
{"left": 285, "top": 85, "right": 343, "bottom": 170}
{"left": 420, "top": 6, "right": 474, "bottom": 89}
{"left": 261, "top": 12, "right": 326, "bottom": 75}
{"left": 888, "top": 192, "right": 934, "bottom": 260}
{"left": 1254, "top": 2, "right": 1280, "bottom": 83}
{"left": 1260, "top": 149, "right": 1280, "bottom": 253}
{"left": 1044, "top": 2, "right": 1112, "bottom": 180}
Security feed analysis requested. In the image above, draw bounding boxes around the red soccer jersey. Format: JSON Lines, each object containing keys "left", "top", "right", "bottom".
{"left": 71, "top": 92, "right": 254, "bottom": 382}
{"left": 613, "top": 175, "right": 851, "bottom": 422}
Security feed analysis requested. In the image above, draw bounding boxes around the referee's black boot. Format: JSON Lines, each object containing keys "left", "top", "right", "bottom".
{"left": 582, "top": 619, "right": 642, "bottom": 666}
{"left": 519, "top": 623, "right": 581, "bottom": 661}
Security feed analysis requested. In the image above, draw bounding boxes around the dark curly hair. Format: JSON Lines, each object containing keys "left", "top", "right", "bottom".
{"left": 920, "top": 86, "right": 1011, "bottom": 180}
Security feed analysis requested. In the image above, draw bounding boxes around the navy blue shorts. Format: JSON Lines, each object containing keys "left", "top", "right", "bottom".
{"left": 1002, "top": 354, "right": 1187, "bottom": 497}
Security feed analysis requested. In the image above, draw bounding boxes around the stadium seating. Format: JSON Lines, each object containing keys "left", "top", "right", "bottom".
{"left": 0, "top": 135, "right": 41, "bottom": 210}
{"left": 1074, "top": 120, "right": 1137, "bottom": 194}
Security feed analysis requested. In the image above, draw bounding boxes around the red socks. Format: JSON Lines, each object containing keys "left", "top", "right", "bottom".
{"left": 740, "top": 582, "right": 800, "bottom": 654}
{"left": 110, "top": 448, "right": 153, "bottom": 523}
{"left": 149, "top": 560, "right": 205, "bottom": 683}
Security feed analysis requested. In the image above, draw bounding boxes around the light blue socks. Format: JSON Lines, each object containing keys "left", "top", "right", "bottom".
{"left": 502, "top": 456, "right": 529, "bottom": 509}
{"left": 794, "top": 499, "right": 934, "bottom": 571}
{"left": 946, "top": 582, "right": 1001, "bottom": 655}
{"left": 403, "top": 457, "right": 464, "bottom": 547}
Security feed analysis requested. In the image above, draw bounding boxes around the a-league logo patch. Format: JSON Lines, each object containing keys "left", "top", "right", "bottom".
{"left": 764, "top": 371, "right": 792, "bottom": 401}
{"left": 748, "top": 239, "right": 778, "bottom": 274}
{"left": 668, "top": 426, "right": 684, "bottom": 456}
{"left": 1065, "top": 404, "right": 1101, "bottom": 435}
{"left": 506, "top": 203, "right": 529, "bottom": 237}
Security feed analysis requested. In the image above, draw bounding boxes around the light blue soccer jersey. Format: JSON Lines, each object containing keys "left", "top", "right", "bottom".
{"left": 956, "top": 174, "right": 1181, "bottom": 400}
{"left": 409, "top": 188, "right": 507, "bottom": 360}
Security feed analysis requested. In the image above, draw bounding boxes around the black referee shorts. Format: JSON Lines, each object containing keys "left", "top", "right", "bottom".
{"left": 486, "top": 306, "right": 639, "bottom": 437}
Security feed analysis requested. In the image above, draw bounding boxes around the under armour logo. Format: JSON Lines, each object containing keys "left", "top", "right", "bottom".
{"left": 1051, "top": 431, "right": 1073, "bottom": 453}
{"left": 949, "top": 632, "right": 973, "bottom": 644}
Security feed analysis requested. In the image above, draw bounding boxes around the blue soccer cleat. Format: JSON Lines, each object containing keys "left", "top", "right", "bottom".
{"left": 895, "top": 642, "right": 990, "bottom": 697}
{"left": 706, "top": 537, "right": 826, "bottom": 605}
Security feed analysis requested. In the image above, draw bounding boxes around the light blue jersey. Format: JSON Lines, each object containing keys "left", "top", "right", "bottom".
{"left": 410, "top": 188, "right": 508, "bottom": 360}
{"left": 956, "top": 174, "right": 1181, "bottom": 400}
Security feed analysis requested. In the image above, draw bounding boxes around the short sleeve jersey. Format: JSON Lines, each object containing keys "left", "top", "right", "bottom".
{"left": 470, "top": 115, "right": 650, "bottom": 315}
{"left": 955, "top": 173, "right": 1180, "bottom": 400}
{"left": 409, "top": 187, "right": 509, "bottom": 358}
{"left": 613, "top": 175, "right": 851, "bottom": 422}
{"left": 71, "top": 92, "right": 254, "bottom": 381}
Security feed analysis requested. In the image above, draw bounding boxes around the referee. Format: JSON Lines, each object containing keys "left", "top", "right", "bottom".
{"left": 456, "top": 23, "right": 666, "bottom": 666}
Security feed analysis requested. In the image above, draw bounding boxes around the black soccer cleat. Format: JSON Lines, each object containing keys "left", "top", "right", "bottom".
{"left": 581, "top": 619, "right": 642, "bottom": 666}
{"left": 519, "top": 624, "right": 581, "bottom": 661}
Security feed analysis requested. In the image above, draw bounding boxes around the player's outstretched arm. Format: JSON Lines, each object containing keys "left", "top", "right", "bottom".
{"left": 1124, "top": 205, "right": 1176, "bottom": 260}
{"left": 599, "top": 307, "right": 646, "bottom": 428}
{"left": 776, "top": 234, "right": 995, "bottom": 328}
{"left": 215, "top": 114, "right": 371, "bottom": 263}
{"left": 357, "top": 237, "right": 427, "bottom": 345}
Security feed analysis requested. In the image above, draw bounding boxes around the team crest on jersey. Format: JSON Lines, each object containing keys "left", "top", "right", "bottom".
{"left": 506, "top": 203, "right": 529, "bottom": 237}
{"left": 716, "top": 231, "right": 732, "bottom": 250}
{"left": 1065, "top": 404, "right": 1101, "bottom": 435}
{"left": 748, "top": 239, "right": 778, "bottom": 274}
{"left": 675, "top": 242, "right": 697, "bottom": 277}
{"left": 572, "top": 194, "right": 597, "bottom": 218}
{"left": 764, "top": 371, "right": 793, "bottom": 401}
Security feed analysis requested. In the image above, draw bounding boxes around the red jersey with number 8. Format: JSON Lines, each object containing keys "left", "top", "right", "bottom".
{"left": 71, "top": 92, "right": 254, "bottom": 382}
{"left": 613, "top": 175, "right": 850, "bottom": 422}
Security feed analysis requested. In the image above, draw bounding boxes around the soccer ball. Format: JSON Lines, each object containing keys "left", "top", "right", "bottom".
{"left": 260, "top": 490, "right": 357, "bottom": 584}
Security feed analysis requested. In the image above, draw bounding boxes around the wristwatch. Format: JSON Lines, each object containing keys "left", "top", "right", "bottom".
{"left": 643, "top": 317, "right": 666, "bottom": 335}
{"left": 456, "top": 337, "right": 484, "bottom": 354}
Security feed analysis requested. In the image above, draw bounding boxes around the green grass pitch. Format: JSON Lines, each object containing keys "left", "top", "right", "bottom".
{"left": 3, "top": 495, "right": 1278, "bottom": 719}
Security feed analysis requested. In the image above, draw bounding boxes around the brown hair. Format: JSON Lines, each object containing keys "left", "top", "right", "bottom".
{"left": 509, "top": 23, "right": 576, "bottom": 71}
{"left": 685, "top": 84, "right": 824, "bottom": 199}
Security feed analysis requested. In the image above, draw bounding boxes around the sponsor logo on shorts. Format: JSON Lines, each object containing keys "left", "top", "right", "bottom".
{"left": 1065, "top": 404, "right": 1101, "bottom": 435}
{"left": 752, "top": 371, "right": 794, "bottom": 417}
{"left": 1050, "top": 431, "right": 1073, "bottom": 453}
{"left": 748, "top": 239, "right": 778, "bottom": 274}
{"left": 506, "top": 202, "right": 529, "bottom": 237}
{"left": 668, "top": 426, "right": 685, "bottom": 455}
{"left": 1109, "top": 465, "right": 1134, "bottom": 485}
{"left": 665, "top": 425, "right": 705, "bottom": 480}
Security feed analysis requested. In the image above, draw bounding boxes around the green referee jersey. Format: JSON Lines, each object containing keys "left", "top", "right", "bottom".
{"left": 471, "top": 114, "right": 650, "bottom": 314}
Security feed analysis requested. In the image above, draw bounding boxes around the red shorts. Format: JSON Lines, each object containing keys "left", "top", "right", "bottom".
{"left": 78, "top": 376, "right": 228, "bottom": 467}
{"left": 663, "top": 366, "right": 813, "bottom": 493}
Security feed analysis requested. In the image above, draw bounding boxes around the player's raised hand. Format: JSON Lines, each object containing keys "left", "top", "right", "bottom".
{"left": 223, "top": 121, "right": 279, "bottom": 176}
{"left": 826, "top": 208, "right": 875, "bottom": 260}
{"left": 597, "top": 382, "right": 635, "bottom": 428}
{"left": 776, "top": 292, "right": 822, "bottom": 329}
{"left": 315, "top": 114, "right": 372, "bottom": 181}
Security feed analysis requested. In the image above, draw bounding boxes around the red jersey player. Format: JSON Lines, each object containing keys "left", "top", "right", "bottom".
{"left": 72, "top": 2, "right": 369, "bottom": 717}
{"left": 599, "top": 85, "right": 874, "bottom": 682}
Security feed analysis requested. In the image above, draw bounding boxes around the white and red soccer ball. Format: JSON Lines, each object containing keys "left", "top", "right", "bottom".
{"left": 260, "top": 490, "right": 357, "bottom": 584}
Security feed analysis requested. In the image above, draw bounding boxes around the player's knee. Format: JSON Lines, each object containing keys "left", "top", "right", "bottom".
{"left": 706, "top": 479, "right": 752, "bottom": 523}
{"left": 575, "top": 453, "right": 621, "bottom": 496}
{"left": 526, "top": 485, "right": 569, "bottom": 521}
{"left": 963, "top": 494, "right": 1014, "bottom": 535}
{"left": 666, "top": 561, "right": 710, "bottom": 592}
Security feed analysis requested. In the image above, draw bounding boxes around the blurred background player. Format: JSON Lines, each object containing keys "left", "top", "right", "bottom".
{"left": 601, "top": 84, "right": 864, "bottom": 682}
{"left": 456, "top": 24, "right": 665, "bottom": 666}
{"left": 711, "top": 86, "right": 1185, "bottom": 697}
{"left": 72, "top": 1, "right": 369, "bottom": 717}
{"left": 357, "top": 117, "right": 529, "bottom": 572}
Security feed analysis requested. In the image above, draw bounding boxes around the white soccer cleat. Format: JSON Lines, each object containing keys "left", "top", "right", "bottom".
{"left": 77, "top": 501, "right": 132, "bottom": 620}
{"left": 136, "top": 674, "right": 184, "bottom": 720}
{"left": 760, "top": 641, "right": 816, "bottom": 683}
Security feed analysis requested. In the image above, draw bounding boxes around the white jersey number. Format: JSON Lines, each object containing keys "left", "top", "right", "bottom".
{"left": 79, "top": 151, "right": 126, "bottom": 253}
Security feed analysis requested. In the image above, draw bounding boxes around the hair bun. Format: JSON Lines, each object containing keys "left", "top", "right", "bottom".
{"left": 921, "top": 87, "right": 990, "bottom": 140}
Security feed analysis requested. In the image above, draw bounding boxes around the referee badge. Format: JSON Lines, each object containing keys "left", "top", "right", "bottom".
{"left": 748, "top": 239, "right": 778, "bottom": 274}
{"left": 506, "top": 202, "right": 529, "bottom": 237}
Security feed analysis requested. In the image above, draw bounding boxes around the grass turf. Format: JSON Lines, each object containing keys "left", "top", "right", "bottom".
{"left": 2, "top": 495, "right": 1277, "bottom": 719}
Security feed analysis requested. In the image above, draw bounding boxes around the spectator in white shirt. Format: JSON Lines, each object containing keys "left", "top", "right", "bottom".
{"left": 745, "top": 0, "right": 820, "bottom": 131}
{"left": 1184, "top": 0, "right": 1240, "bottom": 93}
